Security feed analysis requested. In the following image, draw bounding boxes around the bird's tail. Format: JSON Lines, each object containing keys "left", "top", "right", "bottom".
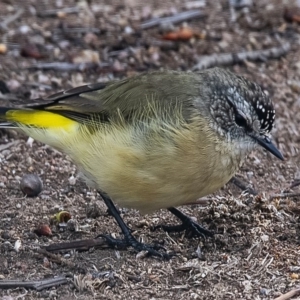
{"left": 0, "top": 106, "right": 81, "bottom": 152}
{"left": 0, "top": 107, "right": 77, "bottom": 129}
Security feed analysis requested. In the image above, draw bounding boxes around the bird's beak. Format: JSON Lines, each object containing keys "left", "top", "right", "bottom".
{"left": 253, "top": 135, "right": 284, "bottom": 161}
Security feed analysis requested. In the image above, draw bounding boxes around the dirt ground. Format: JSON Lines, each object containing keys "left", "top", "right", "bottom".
{"left": 0, "top": 0, "right": 300, "bottom": 299}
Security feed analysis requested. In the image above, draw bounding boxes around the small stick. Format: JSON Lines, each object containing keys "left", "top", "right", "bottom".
{"left": 144, "top": 39, "right": 177, "bottom": 50}
{"left": 290, "top": 180, "right": 300, "bottom": 189}
{"left": 0, "top": 276, "right": 68, "bottom": 291}
{"left": 0, "top": 140, "right": 20, "bottom": 152}
{"left": 26, "top": 62, "right": 106, "bottom": 72}
{"left": 274, "top": 288, "right": 300, "bottom": 300}
{"left": 36, "top": 248, "right": 66, "bottom": 264}
{"left": 140, "top": 10, "right": 205, "bottom": 30}
{"left": 43, "top": 237, "right": 108, "bottom": 252}
{"left": 193, "top": 43, "right": 291, "bottom": 70}
{"left": 0, "top": 9, "right": 24, "bottom": 30}
{"left": 58, "top": 27, "right": 101, "bottom": 34}
{"left": 35, "top": 248, "right": 77, "bottom": 269}
{"left": 37, "top": 7, "right": 79, "bottom": 18}
{"left": 269, "top": 192, "right": 300, "bottom": 201}
{"left": 230, "top": 176, "right": 258, "bottom": 195}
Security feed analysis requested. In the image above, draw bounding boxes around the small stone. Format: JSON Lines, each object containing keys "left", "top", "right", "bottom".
{"left": 86, "top": 203, "right": 102, "bottom": 219}
{"left": 34, "top": 224, "right": 52, "bottom": 237}
{"left": 0, "top": 44, "right": 7, "bottom": 54}
{"left": 67, "top": 219, "right": 79, "bottom": 232}
{"left": 290, "top": 273, "right": 299, "bottom": 279}
{"left": 20, "top": 174, "right": 43, "bottom": 197}
{"left": 260, "top": 288, "right": 270, "bottom": 295}
{"left": 14, "top": 239, "right": 21, "bottom": 252}
{"left": 18, "top": 25, "right": 31, "bottom": 34}
{"left": 68, "top": 174, "right": 76, "bottom": 185}
{"left": 26, "top": 137, "right": 34, "bottom": 147}
{"left": 136, "top": 219, "right": 149, "bottom": 228}
{"left": 124, "top": 26, "right": 133, "bottom": 34}
{"left": 257, "top": 169, "right": 264, "bottom": 176}
{"left": 1, "top": 231, "right": 10, "bottom": 240}
{"left": 247, "top": 171, "right": 254, "bottom": 179}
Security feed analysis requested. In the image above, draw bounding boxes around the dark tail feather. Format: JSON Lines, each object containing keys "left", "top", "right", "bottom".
{"left": 0, "top": 107, "right": 17, "bottom": 128}
{"left": 0, "top": 107, "right": 13, "bottom": 116}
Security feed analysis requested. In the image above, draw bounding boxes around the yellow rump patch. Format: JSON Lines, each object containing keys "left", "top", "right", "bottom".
{"left": 6, "top": 109, "right": 77, "bottom": 129}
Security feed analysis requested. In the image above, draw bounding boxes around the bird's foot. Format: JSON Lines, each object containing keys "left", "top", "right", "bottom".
{"left": 154, "top": 208, "right": 214, "bottom": 238}
{"left": 154, "top": 221, "right": 213, "bottom": 238}
{"left": 98, "top": 192, "right": 173, "bottom": 259}
{"left": 97, "top": 233, "right": 173, "bottom": 259}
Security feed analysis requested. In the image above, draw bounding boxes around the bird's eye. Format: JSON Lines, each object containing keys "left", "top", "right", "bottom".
{"left": 235, "top": 112, "right": 248, "bottom": 128}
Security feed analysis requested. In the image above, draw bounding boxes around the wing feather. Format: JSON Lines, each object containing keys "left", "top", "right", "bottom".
{"left": 24, "top": 71, "right": 199, "bottom": 126}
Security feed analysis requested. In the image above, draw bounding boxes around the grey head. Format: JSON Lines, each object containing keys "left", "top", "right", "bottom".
{"left": 198, "top": 68, "right": 283, "bottom": 160}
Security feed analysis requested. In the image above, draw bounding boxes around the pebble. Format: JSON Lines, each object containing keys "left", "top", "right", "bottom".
{"left": 20, "top": 174, "right": 43, "bottom": 197}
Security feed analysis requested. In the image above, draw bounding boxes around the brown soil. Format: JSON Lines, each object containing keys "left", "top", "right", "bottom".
{"left": 0, "top": 0, "right": 300, "bottom": 299}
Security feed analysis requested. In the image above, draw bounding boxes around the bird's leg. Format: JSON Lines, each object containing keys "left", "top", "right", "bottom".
{"left": 97, "top": 192, "right": 171, "bottom": 259}
{"left": 154, "top": 207, "right": 214, "bottom": 238}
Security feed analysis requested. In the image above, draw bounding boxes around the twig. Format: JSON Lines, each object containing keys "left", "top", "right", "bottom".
{"left": 43, "top": 237, "right": 108, "bottom": 252}
{"left": 269, "top": 192, "right": 300, "bottom": 201}
{"left": 35, "top": 248, "right": 77, "bottom": 269}
{"left": 290, "top": 180, "right": 300, "bottom": 189}
{"left": 230, "top": 176, "right": 258, "bottom": 195}
{"left": 37, "top": 7, "right": 79, "bottom": 18}
{"left": 0, "top": 9, "right": 24, "bottom": 30}
{"left": 145, "top": 39, "right": 177, "bottom": 50}
{"left": 26, "top": 62, "right": 107, "bottom": 72}
{"left": 140, "top": 10, "right": 205, "bottom": 30}
{"left": 0, "top": 140, "right": 20, "bottom": 152}
{"left": 36, "top": 248, "right": 67, "bottom": 264}
{"left": 0, "top": 276, "right": 68, "bottom": 291}
{"left": 274, "top": 288, "right": 300, "bottom": 300}
{"left": 193, "top": 43, "right": 291, "bottom": 70}
{"left": 57, "top": 27, "right": 101, "bottom": 34}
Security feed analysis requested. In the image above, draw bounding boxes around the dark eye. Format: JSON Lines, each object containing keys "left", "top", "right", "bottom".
{"left": 235, "top": 112, "right": 248, "bottom": 128}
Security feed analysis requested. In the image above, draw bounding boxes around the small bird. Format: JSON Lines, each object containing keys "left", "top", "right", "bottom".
{"left": 0, "top": 68, "right": 283, "bottom": 258}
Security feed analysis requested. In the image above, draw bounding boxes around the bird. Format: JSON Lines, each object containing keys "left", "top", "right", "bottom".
{"left": 0, "top": 67, "right": 283, "bottom": 258}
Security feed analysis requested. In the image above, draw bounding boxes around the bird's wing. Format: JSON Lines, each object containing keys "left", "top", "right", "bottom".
{"left": 0, "top": 71, "right": 199, "bottom": 128}
{"left": 27, "top": 71, "right": 198, "bottom": 125}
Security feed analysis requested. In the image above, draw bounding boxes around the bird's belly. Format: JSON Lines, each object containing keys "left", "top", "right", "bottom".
{"left": 71, "top": 129, "right": 240, "bottom": 214}
{"left": 78, "top": 152, "right": 235, "bottom": 214}
{"left": 22, "top": 123, "right": 243, "bottom": 215}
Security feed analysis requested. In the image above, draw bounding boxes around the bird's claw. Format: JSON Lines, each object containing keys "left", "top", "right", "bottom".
{"left": 153, "top": 219, "right": 214, "bottom": 238}
{"left": 97, "top": 234, "right": 174, "bottom": 259}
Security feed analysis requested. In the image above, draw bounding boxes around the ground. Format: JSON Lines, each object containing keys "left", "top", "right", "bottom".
{"left": 0, "top": 0, "right": 300, "bottom": 299}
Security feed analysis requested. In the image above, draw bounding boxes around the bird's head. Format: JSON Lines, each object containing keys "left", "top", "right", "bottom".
{"left": 202, "top": 68, "right": 283, "bottom": 160}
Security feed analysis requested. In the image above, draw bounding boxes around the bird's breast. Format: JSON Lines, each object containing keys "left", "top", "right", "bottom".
{"left": 21, "top": 117, "right": 246, "bottom": 214}
{"left": 64, "top": 118, "right": 245, "bottom": 214}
